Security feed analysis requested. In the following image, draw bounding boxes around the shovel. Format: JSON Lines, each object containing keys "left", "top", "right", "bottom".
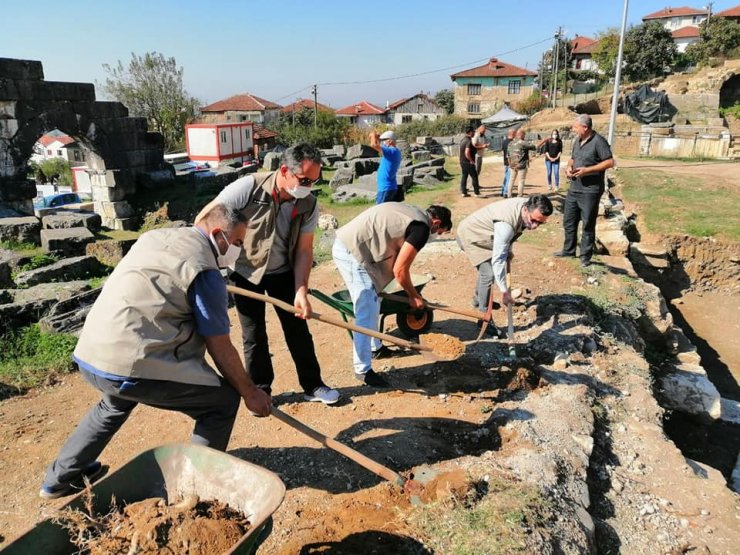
{"left": 506, "top": 260, "right": 516, "bottom": 358}
{"left": 271, "top": 406, "right": 406, "bottom": 487}
{"left": 226, "top": 285, "right": 463, "bottom": 361}
{"left": 378, "top": 292, "right": 487, "bottom": 322}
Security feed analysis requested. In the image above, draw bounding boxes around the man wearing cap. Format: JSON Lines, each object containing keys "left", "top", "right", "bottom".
{"left": 369, "top": 130, "right": 403, "bottom": 203}
{"left": 195, "top": 143, "right": 340, "bottom": 406}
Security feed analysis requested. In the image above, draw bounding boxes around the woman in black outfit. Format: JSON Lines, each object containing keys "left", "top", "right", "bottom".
{"left": 545, "top": 129, "right": 563, "bottom": 192}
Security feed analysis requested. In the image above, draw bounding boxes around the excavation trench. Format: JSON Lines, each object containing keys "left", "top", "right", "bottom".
{"left": 629, "top": 234, "right": 740, "bottom": 482}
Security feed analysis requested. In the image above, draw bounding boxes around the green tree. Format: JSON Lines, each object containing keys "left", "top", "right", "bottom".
{"left": 592, "top": 28, "right": 621, "bottom": 77}
{"left": 537, "top": 36, "right": 572, "bottom": 94}
{"left": 623, "top": 22, "right": 677, "bottom": 81}
{"left": 686, "top": 17, "right": 740, "bottom": 64}
{"left": 434, "top": 89, "right": 455, "bottom": 115}
{"left": 38, "top": 158, "right": 73, "bottom": 187}
{"left": 101, "top": 52, "right": 200, "bottom": 152}
{"left": 273, "top": 108, "right": 349, "bottom": 149}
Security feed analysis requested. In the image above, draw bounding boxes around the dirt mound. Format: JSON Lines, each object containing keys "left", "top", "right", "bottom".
{"left": 662, "top": 235, "right": 740, "bottom": 295}
{"left": 422, "top": 332, "right": 466, "bottom": 360}
{"left": 527, "top": 107, "right": 576, "bottom": 128}
{"left": 57, "top": 493, "right": 250, "bottom": 554}
{"left": 505, "top": 366, "right": 542, "bottom": 392}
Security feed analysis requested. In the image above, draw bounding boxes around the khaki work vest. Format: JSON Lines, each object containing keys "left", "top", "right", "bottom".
{"left": 336, "top": 203, "right": 431, "bottom": 291}
{"left": 74, "top": 227, "right": 222, "bottom": 386}
{"left": 232, "top": 172, "right": 317, "bottom": 284}
{"left": 457, "top": 198, "right": 528, "bottom": 267}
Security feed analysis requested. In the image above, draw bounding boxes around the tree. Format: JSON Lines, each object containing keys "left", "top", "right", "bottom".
{"left": 101, "top": 52, "right": 200, "bottom": 152}
{"left": 537, "top": 36, "right": 572, "bottom": 94}
{"left": 685, "top": 17, "right": 740, "bottom": 64}
{"left": 592, "top": 28, "right": 621, "bottom": 78}
{"left": 623, "top": 22, "right": 677, "bottom": 82}
{"left": 35, "top": 158, "right": 73, "bottom": 186}
{"left": 434, "top": 89, "right": 455, "bottom": 115}
{"left": 273, "top": 108, "right": 349, "bottom": 148}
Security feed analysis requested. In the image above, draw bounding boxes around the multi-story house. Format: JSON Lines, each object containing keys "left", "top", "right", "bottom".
{"left": 642, "top": 6, "right": 708, "bottom": 52}
{"left": 450, "top": 58, "right": 537, "bottom": 121}
{"left": 335, "top": 101, "right": 388, "bottom": 127}
{"left": 386, "top": 93, "right": 444, "bottom": 124}
{"left": 199, "top": 93, "right": 282, "bottom": 125}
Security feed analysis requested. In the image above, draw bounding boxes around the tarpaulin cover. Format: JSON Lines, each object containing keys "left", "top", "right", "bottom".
{"left": 624, "top": 84, "right": 669, "bottom": 124}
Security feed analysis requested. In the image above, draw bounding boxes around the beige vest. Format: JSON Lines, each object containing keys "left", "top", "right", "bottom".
{"left": 232, "top": 172, "right": 317, "bottom": 284}
{"left": 74, "top": 227, "right": 222, "bottom": 386}
{"left": 336, "top": 203, "right": 431, "bottom": 291}
{"left": 457, "top": 198, "right": 528, "bottom": 267}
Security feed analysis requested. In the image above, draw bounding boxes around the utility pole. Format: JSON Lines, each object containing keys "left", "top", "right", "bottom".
{"left": 706, "top": 1, "right": 713, "bottom": 20}
{"left": 551, "top": 27, "right": 562, "bottom": 108}
{"left": 311, "top": 84, "right": 318, "bottom": 127}
{"left": 607, "top": 0, "right": 629, "bottom": 146}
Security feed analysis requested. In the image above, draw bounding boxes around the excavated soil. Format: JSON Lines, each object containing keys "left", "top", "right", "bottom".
{"left": 420, "top": 332, "right": 466, "bottom": 360}
{"left": 57, "top": 494, "right": 249, "bottom": 555}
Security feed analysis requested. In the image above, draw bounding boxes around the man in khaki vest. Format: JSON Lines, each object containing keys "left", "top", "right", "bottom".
{"left": 457, "top": 195, "right": 553, "bottom": 332}
{"left": 196, "top": 143, "right": 340, "bottom": 405}
{"left": 39, "top": 204, "right": 271, "bottom": 500}
{"left": 333, "top": 203, "right": 452, "bottom": 387}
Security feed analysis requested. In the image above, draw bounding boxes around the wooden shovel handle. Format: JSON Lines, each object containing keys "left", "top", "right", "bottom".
{"left": 226, "top": 285, "right": 432, "bottom": 352}
{"left": 271, "top": 407, "right": 405, "bottom": 486}
{"left": 378, "top": 292, "right": 487, "bottom": 321}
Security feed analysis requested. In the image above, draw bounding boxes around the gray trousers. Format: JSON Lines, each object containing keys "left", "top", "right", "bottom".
{"left": 473, "top": 260, "right": 494, "bottom": 312}
{"left": 43, "top": 368, "right": 240, "bottom": 489}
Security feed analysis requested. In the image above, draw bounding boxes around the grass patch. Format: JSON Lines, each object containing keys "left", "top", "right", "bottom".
{"left": 0, "top": 239, "right": 44, "bottom": 257}
{"left": 95, "top": 229, "right": 141, "bottom": 242}
{"left": 410, "top": 473, "right": 549, "bottom": 554}
{"left": 87, "top": 275, "right": 109, "bottom": 289}
{"left": 618, "top": 168, "right": 740, "bottom": 241}
{"left": 0, "top": 324, "right": 77, "bottom": 396}
{"left": 16, "top": 253, "right": 59, "bottom": 273}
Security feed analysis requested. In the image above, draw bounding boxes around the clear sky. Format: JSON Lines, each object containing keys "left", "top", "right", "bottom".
{"left": 3, "top": 0, "right": 735, "bottom": 109}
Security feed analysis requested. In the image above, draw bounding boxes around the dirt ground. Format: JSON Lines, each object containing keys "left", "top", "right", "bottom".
{"left": 1, "top": 157, "right": 738, "bottom": 553}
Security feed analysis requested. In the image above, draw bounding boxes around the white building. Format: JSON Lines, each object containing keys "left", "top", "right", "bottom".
{"left": 335, "top": 101, "right": 389, "bottom": 128}
{"left": 185, "top": 122, "right": 255, "bottom": 168}
{"left": 31, "top": 132, "right": 86, "bottom": 166}
{"left": 386, "top": 93, "right": 444, "bottom": 125}
{"left": 642, "top": 6, "right": 708, "bottom": 51}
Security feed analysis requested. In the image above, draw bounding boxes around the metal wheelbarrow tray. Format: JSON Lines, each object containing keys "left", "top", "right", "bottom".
{"left": 2, "top": 443, "right": 285, "bottom": 555}
{"left": 310, "top": 273, "right": 434, "bottom": 338}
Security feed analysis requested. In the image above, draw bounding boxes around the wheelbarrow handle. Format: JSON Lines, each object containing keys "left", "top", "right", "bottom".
{"left": 226, "top": 285, "right": 432, "bottom": 353}
{"left": 271, "top": 407, "right": 405, "bottom": 486}
{"left": 378, "top": 292, "right": 487, "bottom": 322}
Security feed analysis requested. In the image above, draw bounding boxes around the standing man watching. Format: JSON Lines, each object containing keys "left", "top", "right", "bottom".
{"left": 459, "top": 127, "right": 481, "bottom": 197}
{"left": 554, "top": 114, "right": 614, "bottom": 267}
{"left": 40, "top": 204, "right": 271, "bottom": 499}
{"left": 332, "top": 204, "right": 452, "bottom": 387}
{"left": 369, "top": 130, "right": 403, "bottom": 203}
{"left": 501, "top": 128, "right": 515, "bottom": 197}
{"left": 457, "top": 195, "right": 553, "bottom": 329}
{"left": 196, "top": 143, "right": 340, "bottom": 405}
{"left": 472, "top": 124, "right": 490, "bottom": 178}
{"left": 506, "top": 129, "right": 548, "bottom": 198}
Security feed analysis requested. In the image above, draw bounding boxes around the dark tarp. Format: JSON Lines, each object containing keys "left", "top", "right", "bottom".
{"left": 624, "top": 84, "right": 670, "bottom": 124}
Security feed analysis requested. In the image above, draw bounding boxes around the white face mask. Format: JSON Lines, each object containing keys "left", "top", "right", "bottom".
{"left": 285, "top": 185, "right": 313, "bottom": 199}
{"left": 210, "top": 231, "right": 241, "bottom": 269}
{"left": 552, "top": 134, "right": 558, "bottom": 139}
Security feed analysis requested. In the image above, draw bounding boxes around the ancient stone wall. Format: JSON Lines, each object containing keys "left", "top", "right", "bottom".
{"left": 0, "top": 57, "right": 165, "bottom": 229}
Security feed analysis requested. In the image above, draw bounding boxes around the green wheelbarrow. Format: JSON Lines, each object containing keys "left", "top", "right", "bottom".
{"left": 309, "top": 273, "right": 434, "bottom": 339}
{"left": 2, "top": 443, "right": 285, "bottom": 555}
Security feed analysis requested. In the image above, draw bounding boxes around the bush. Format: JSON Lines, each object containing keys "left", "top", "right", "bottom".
{"left": 274, "top": 108, "right": 350, "bottom": 149}
{"left": 0, "top": 324, "right": 78, "bottom": 394}
{"left": 17, "top": 254, "right": 59, "bottom": 273}
{"left": 392, "top": 115, "right": 470, "bottom": 143}
{"left": 37, "top": 158, "right": 73, "bottom": 187}
{"left": 719, "top": 101, "right": 740, "bottom": 119}
{"left": 513, "top": 92, "right": 549, "bottom": 116}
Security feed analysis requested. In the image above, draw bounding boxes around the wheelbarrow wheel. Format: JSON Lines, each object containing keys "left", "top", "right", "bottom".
{"left": 396, "top": 309, "right": 434, "bottom": 338}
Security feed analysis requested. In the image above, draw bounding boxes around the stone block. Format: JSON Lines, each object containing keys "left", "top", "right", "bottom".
{"left": 332, "top": 144, "right": 346, "bottom": 157}
{"left": 411, "top": 150, "right": 431, "bottom": 162}
{"left": 0, "top": 280, "right": 90, "bottom": 334}
{"left": 86, "top": 239, "right": 136, "bottom": 266}
{"left": 429, "top": 157, "right": 446, "bottom": 167}
{"left": 595, "top": 230, "right": 629, "bottom": 257}
{"left": 416, "top": 136, "right": 433, "bottom": 145}
{"left": 629, "top": 243, "right": 670, "bottom": 270}
{"left": 0, "top": 58, "right": 44, "bottom": 80}
{"left": 42, "top": 212, "right": 102, "bottom": 232}
{"left": 350, "top": 158, "right": 380, "bottom": 178}
{"left": 317, "top": 214, "right": 339, "bottom": 231}
{"left": 346, "top": 144, "right": 377, "bottom": 160}
{"left": 95, "top": 201, "right": 134, "bottom": 219}
{"left": 0, "top": 117, "right": 19, "bottom": 139}
{"left": 659, "top": 363, "right": 721, "bottom": 422}
{"left": 400, "top": 173, "right": 414, "bottom": 191}
{"left": 14, "top": 255, "right": 104, "bottom": 287}
{"left": 41, "top": 227, "right": 95, "bottom": 255}
{"left": 0, "top": 179, "right": 37, "bottom": 202}
{"left": 720, "top": 398, "right": 740, "bottom": 425}
{"left": 321, "top": 154, "right": 342, "bottom": 166}
{"left": 0, "top": 216, "right": 41, "bottom": 244}
{"left": 110, "top": 217, "right": 138, "bottom": 231}
{"left": 329, "top": 168, "right": 353, "bottom": 190}
{"left": 732, "top": 454, "right": 740, "bottom": 494}
{"left": 39, "top": 287, "right": 102, "bottom": 335}
{"left": 263, "top": 152, "right": 282, "bottom": 171}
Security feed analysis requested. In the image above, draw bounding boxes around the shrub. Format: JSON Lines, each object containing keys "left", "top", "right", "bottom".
{"left": 392, "top": 115, "right": 470, "bottom": 143}
{"left": 17, "top": 254, "right": 59, "bottom": 273}
{"left": 513, "top": 92, "right": 549, "bottom": 116}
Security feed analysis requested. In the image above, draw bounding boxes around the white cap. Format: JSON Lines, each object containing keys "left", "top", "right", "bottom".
{"left": 379, "top": 130, "right": 396, "bottom": 141}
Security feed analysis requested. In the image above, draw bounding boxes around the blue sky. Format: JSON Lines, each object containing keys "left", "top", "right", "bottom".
{"left": 4, "top": 0, "right": 735, "bottom": 108}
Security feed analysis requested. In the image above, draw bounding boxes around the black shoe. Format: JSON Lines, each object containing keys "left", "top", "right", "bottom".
{"left": 355, "top": 369, "right": 389, "bottom": 388}
{"left": 553, "top": 251, "right": 575, "bottom": 258}
{"left": 580, "top": 258, "right": 592, "bottom": 267}
{"left": 371, "top": 346, "right": 393, "bottom": 360}
{"left": 40, "top": 461, "right": 108, "bottom": 499}
{"left": 461, "top": 193, "right": 470, "bottom": 198}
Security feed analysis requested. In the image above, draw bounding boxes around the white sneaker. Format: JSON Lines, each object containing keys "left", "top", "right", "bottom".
{"left": 304, "top": 386, "right": 341, "bottom": 405}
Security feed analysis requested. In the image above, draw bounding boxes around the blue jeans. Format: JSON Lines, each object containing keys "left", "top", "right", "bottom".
{"left": 545, "top": 159, "right": 560, "bottom": 189}
{"left": 332, "top": 238, "right": 382, "bottom": 374}
{"left": 501, "top": 166, "right": 510, "bottom": 196}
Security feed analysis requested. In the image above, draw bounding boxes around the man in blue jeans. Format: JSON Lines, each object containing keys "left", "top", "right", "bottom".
{"left": 370, "top": 130, "right": 403, "bottom": 203}
{"left": 39, "top": 204, "right": 271, "bottom": 499}
{"left": 332, "top": 203, "right": 452, "bottom": 387}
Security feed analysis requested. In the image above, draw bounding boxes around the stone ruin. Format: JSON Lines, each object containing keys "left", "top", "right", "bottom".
{"left": 0, "top": 57, "right": 167, "bottom": 229}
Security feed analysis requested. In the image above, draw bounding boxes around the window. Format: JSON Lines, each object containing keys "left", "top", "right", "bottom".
{"left": 402, "top": 115, "right": 412, "bottom": 123}
{"left": 467, "top": 103, "right": 480, "bottom": 114}
{"left": 467, "top": 83, "right": 481, "bottom": 95}
{"left": 244, "top": 129, "right": 251, "bottom": 139}
{"left": 73, "top": 150, "right": 81, "bottom": 161}
{"left": 56, "top": 149, "right": 62, "bottom": 156}
{"left": 47, "top": 149, "right": 52, "bottom": 155}
{"left": 508, "top": 80, "right": 521, "bottom": 94}
{"left": 220, "top": 130, "right": 227, "bottom": 143}
{"left": 240, "top": 115, "right": 248, "bottom": 122}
